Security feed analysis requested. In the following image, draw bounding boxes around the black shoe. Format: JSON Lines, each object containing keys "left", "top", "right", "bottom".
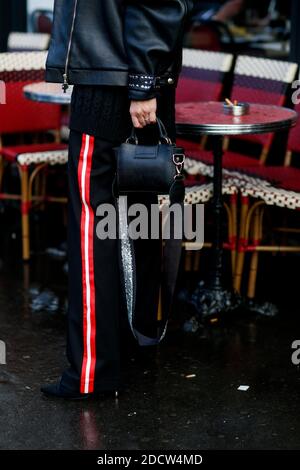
{"left": 41, "top": 382, "right": 120, "bottom": 401}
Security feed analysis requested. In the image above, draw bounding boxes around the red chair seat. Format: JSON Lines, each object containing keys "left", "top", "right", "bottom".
{"left": 186, "top": 148, "right": 261, "bottom": 170}
{"left": 238, "top": 166, "right": 300, "bottom": 193}
{"left": 177, "top": 137, "right": 202, "bottom": 152}
{"left": 1, "top": 143, "right": 67, "bottom": 162}
{"left": 184, "top": 175, "right": 207, "bottom": 187}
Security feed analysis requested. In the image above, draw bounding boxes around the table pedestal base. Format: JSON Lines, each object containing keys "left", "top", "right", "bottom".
{"left": 245, "top": 299, "right": 279, "bottom": 317}
{"left": 175, "top": 101, "right": 297, "bottom": 329}
{"left": 182, "top": 287, "right": 278, "bottom": 333}
{"left": 189, "top": 281, "right": 241, "bottom": 319}
{"left": 184, "top": 135, "right": 241, "bottom": 322}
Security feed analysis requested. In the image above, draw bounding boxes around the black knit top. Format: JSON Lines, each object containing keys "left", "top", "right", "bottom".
{"left": 69, "top": 85, "right": 176, "bottom": 144}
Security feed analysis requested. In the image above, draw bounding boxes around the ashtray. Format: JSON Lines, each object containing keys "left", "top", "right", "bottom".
{"left": 223, "top": 102, "right": 250, "bottom": 116}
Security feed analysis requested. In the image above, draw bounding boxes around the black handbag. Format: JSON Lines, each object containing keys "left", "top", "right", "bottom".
{"left": 115, "top": 119, "right": 186, "bottom": 346}
{"left": 115, "top": 118, "right": 185, "bottom": 196}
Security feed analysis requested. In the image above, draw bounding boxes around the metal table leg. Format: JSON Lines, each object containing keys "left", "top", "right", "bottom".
{"left": 189, "top": 136, "right": 240, "bottom": 318}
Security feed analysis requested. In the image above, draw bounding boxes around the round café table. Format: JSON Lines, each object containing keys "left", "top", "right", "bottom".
{"left": 176, "top": 101, "right": 297, "bottom": 317}
{"left": 23, "top": 86, "right": 298, "bottom": 316}
{"left": 23, "top": 82, "right": 73, "bottom": 104}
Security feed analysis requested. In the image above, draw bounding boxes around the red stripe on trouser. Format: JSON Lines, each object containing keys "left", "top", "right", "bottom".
{"left": 78, "top": 134, "right": 96, "bottom": 394}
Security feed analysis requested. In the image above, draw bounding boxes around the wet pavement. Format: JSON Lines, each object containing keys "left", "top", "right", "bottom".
{"left": 0, "top": 213, "right": 300, "bottom": 449}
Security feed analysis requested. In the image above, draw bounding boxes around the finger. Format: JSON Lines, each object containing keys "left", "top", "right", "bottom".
{"left": 149, "top": 112, "right": 157, "bottom": 124}
{"left": 132, "top": 116, "right": 142, "bottom": 128}
{"left": 144, "top": 114, "right": 151, "bottom": 125}
{"left": 138, "top": 115, "right": 147, "bottom": 128}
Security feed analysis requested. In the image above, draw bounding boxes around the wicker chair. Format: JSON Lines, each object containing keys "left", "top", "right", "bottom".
{"left": 233, "top": 103, "right": 300, "bottom": 299}
{"left": 175, "top": 49, "right": 237, "bottom": 276}
{"left": 7, "top": 32, "right": 50, "bottom": 52}
{"left": 177, "top": 48, "right": 233, "bottom": 151}
{"left": 186, "top": 55, "right": 299, "bottom": 170}
{"left": 183, "top": 56, "right": 298, "bottom": 277}
{"left": 31, "top": 9, "right": 53, "bottom": 34}
{"left": 0, "top": 52, "right": 68, "bottom": 261}
{"left": 184, "top": 19, "right": 234, "bottom": 52}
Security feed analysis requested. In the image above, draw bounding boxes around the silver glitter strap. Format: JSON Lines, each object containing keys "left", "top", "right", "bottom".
{"left": 118, "top": 196, "right": 171, "bottom": 346}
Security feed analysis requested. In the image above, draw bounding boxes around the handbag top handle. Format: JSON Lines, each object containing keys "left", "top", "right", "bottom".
{"left": 126, "top": 117, "right": 172, "bottom": 145}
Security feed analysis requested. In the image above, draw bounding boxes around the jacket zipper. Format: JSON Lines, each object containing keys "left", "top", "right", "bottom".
{"left": 63, "top": 0, "right": 79, "bottom": 92}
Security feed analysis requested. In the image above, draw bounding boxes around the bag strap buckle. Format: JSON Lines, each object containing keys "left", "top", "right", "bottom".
{"left": 173, "top": 152, "right": 185, "bottom": 178}
{"left": 126, "top": 135, "right": 138, "bottom": 145}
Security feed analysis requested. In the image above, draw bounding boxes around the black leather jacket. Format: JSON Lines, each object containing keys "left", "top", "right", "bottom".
{"left": 46, "top": 0, "right": 194, "bottom": 100}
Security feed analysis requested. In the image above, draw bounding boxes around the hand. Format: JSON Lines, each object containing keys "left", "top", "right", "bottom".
{"left": 130, "top": 98, "right": 157, "bottom": 129}
{"left": 213, "top": 0, "right": 244, "bottom": 22}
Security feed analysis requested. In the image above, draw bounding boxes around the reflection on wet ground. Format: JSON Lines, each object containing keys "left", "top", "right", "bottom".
{"left": 0, "top": 211, "right": 300, "bottom": 449}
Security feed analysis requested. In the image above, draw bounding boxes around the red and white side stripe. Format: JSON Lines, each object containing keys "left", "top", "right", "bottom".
{"left": 78, "top": 134, "right": 96, "bottom": 394}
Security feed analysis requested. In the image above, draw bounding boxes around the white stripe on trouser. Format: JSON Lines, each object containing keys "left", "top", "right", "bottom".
{"left": 81, "top": 135, "right": 92, "bottom": 393}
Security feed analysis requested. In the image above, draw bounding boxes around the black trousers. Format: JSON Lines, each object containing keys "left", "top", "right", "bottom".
{"left": 62, "top": 88, "right": 176, "bottom": 393}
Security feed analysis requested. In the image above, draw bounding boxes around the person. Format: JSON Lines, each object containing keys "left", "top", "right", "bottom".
{"left": 213, "top": 0, "right": 244, "bottom": 21}
{"left": 41, "top": 0, "right": 194, "bottom": 400}
{"left": 192, "top": 0, "right": 245, "bottom": 22}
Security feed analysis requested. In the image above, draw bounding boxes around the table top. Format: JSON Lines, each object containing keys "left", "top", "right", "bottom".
{"left": 23, "top": 82, "right": 73, "bottom": 104}
{"left": 176, "top": 101, "right": 297, "bottom": 136}
{"left": 24, "top": 85, "right": 297, "bottom": 137}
